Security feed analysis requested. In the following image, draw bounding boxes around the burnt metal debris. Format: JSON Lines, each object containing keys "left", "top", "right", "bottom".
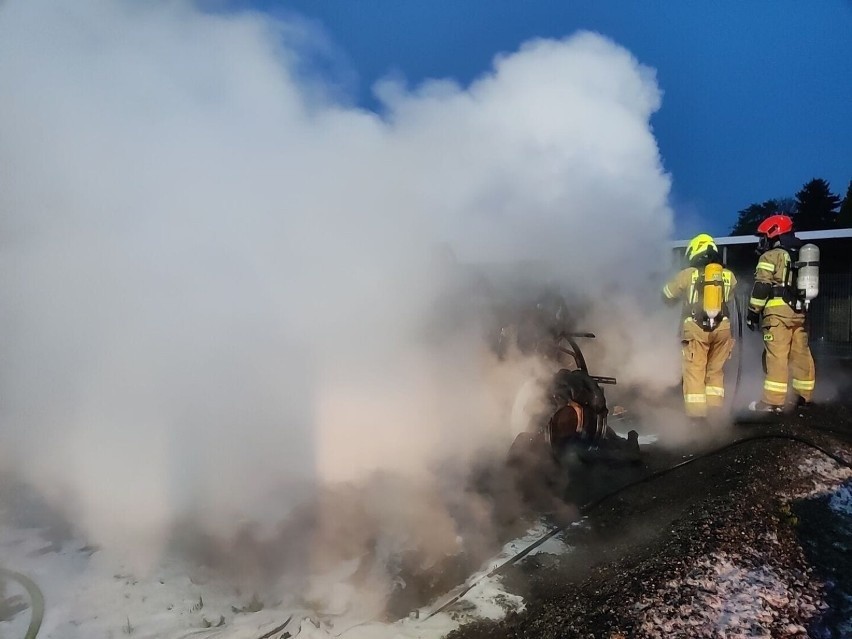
{"left": 506, "top": 332, "right": 641, "bottom": 476}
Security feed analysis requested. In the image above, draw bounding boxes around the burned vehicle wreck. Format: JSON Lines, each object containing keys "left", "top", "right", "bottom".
{"left": 491, "top": 290, "right": 641, "bottom": 487}
{"left": 429, "top": 256, "right": 643, "bottom": 476}
{"left": 506, "top": 332, "right": 641, "bottom": 470}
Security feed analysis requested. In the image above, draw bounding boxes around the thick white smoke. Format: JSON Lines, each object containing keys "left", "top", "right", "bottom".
{"left": 0, "top": 0, "right": 677, "bottom": 563}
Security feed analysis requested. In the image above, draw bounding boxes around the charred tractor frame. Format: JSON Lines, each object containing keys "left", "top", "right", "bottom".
{"left": 507, "top": 331, "right": 641, "bottom": 486}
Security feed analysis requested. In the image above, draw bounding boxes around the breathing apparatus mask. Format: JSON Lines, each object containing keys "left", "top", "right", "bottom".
{"left": 756, "top": 234, "right": 771, "bottom": 255}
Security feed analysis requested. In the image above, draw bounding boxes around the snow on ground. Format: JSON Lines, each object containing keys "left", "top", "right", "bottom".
{"left": 827, "top": 482, "right": 852, "bottom": 518}
{"left": 636, "top": 551, "right": 818, "bottom": 638}
{"left": 632, "top": 447, "right": 852, "bottom": 638}
{"left": 407, "top": 520, "right": 575, "bottom": 632}
{"left": 0, "top": 518, "right": 572, "bottom": 639}
{"left": 791, "top": 451, "right": 852, "bottom": 637}
{"left": 793, "top": 453, "right": 852, "bottom": 502}
{"left": 793, "top": 452, "right": 852, "bottom": 535}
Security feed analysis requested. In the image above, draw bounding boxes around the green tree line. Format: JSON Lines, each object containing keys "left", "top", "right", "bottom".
{"left": 730, "top": 177, "right": 852, "bottom": 235}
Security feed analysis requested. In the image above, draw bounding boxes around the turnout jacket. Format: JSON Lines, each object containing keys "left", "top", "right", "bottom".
{"left": 748, "top": 247, "right": 801, "bottom": 320}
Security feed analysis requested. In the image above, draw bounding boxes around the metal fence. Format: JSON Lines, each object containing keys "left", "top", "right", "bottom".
{"left": 808, "top": 273, "right": 852, "bottom": 359}
{"left": 732, "top": 275, "right": 852, "bottom": 360}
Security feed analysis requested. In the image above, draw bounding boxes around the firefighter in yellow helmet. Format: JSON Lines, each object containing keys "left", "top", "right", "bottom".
{"left": 663, "top": 234, "right": 737, "bottom": 419}
{"left": 746, "top": 214, "right": 816, "bottom": 413}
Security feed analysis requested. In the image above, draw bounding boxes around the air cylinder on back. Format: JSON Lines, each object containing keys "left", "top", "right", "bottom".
{"left": 797, "top": 243, "right": 820, "bottom": 309}
{"left": 703, "top": 263, "right": 724, "bottom": 326}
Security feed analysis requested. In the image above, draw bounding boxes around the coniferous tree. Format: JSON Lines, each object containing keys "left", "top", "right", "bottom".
{"left": 793, "top": 178, "right": 840, "bottom": 231}
{"left": 837, "top": 179, "right": 852, "bottom": 228}
{"left": 774, "top": 197, "right": 797, "bottom": 217}
{"left": 730, "top": 198, "right": 795, "bottom": 235}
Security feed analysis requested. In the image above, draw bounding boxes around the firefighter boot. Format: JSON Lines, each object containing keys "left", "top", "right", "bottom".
{"left": 748, "top": 400, "right": 785, "bottom": 415}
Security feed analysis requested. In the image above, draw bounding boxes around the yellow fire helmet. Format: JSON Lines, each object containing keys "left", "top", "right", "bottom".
{"left": 685, "top": 233, "right": 718, "bottom": 263}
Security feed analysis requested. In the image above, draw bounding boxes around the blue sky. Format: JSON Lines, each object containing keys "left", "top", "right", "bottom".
{"left": 238, "top": 0, "right": 851, "bottom": 237}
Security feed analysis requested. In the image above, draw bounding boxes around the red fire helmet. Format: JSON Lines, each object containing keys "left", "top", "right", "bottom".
{"left": 757, "top": 214, "right": 794, "bottom": 238}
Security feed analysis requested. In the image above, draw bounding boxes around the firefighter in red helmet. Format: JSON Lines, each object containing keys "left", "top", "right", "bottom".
{"left": 747, "top": 214, "right": 816, "bottom": 413}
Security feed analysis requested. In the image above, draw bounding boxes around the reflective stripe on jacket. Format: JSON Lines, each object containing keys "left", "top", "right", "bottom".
{"left": 748, "top": 248, "right": 800, "bottom": 318}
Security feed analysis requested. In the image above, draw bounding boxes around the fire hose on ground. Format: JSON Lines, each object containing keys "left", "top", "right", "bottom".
{"left": 424, "top": 432, "right": 852, "bottom": 620}
{"left": 0, "top": 568, "right": 44, "bottom": 639}
{"left": 3, "top": 436, "right": 850, "bottom": 639}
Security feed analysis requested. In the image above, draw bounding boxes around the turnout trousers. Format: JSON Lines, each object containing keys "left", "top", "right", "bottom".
{"left": 681, "top": 318, "right": 735, "bottom": 418}
{"left": 761, "top": 314, "right": 815, "bottom": 406}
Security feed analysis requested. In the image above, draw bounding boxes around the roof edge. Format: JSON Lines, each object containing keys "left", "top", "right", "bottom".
{"left": 671, "top": 228, "right": 852, "bottom": 248}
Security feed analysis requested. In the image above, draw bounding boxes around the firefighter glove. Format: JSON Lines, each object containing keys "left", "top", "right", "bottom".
{"left": 746, "top": 310, "right": 760, "bottom": 331}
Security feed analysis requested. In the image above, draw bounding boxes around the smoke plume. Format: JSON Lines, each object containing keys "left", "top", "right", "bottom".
{"left": 0, "top": 0, "right": 677, "bottom": 600}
